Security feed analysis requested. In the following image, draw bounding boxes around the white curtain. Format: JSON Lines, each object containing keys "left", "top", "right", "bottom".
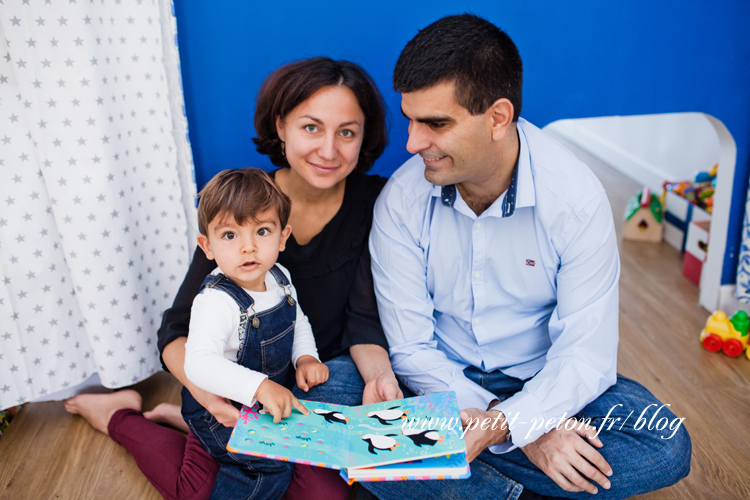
{"left": 0, "top": 0, "right": 198, "bottom": 409}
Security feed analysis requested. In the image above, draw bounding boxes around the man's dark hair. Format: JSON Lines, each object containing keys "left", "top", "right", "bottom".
{"left": 393, "top": 14, "right": 523, "bottom": 121}
{"left": 253, "top": 57, "right": 388, "bottom": 172}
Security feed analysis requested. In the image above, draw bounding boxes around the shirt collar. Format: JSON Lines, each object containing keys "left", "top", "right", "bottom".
{"left": 435, "top": 120, "right": 536, "bottom": 217}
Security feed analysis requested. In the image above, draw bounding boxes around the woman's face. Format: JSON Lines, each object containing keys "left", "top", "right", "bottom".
{"left": 276, "top": 85, "right": 365, "bottom": 191}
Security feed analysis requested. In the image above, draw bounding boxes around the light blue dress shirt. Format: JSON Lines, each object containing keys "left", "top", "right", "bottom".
{"left": 369, "top": 118, "right": 620, "bottom": 452}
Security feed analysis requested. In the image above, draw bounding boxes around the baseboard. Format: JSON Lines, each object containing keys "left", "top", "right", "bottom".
{"left": 717, "top": 284, "right": 750, "bottom": 315}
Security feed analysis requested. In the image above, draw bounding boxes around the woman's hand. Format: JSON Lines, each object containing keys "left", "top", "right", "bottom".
{"left": 295, "top": 355, "right": 329, "bottom": 392}
{"left": 362, "top": 371, "right": 402, "bottom": 405}
{"left": 255, "top": 379, "right": 309, "bottom": 423}
{"left": 162, "top": 336, "right": 239, "bottom": 426}
{"left": 349, "top": 344, "right": 403, "bottom": 405}
{"left": 191, "top": 386, "right": 241, "bottom": 427}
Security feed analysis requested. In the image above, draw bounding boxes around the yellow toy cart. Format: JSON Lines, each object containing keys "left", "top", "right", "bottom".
{"left": 700, "top": 310, "right": 750, "bottom": 359}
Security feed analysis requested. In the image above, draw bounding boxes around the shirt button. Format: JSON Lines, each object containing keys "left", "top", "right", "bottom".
{"left": 474, "top": 318, "right": 481, "bottom": 325}
{"left": 474, "top": 272, "right": 481, "bottom": 279}
{"left": 475, "top": 221, "right": 482, "bottom": 228}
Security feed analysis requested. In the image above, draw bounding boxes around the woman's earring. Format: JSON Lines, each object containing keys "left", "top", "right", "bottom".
{"left": 281, "top": 141, "right": 286, "bottom": 158}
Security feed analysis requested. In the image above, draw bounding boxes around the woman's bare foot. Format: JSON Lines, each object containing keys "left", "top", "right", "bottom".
{"left": 144, "top": 402, "right": 189, "bottom": 433}
{"left": 65, "top": 390, "right": 142, "bottom": 435}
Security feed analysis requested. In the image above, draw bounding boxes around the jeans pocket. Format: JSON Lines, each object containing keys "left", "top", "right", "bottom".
{"left": 261, "top": 321, "right": 294, "bottom": 378}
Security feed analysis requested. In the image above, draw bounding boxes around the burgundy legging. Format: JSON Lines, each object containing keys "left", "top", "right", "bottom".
{"left": 108, "top": 409, "right": 352, "bottom": 500}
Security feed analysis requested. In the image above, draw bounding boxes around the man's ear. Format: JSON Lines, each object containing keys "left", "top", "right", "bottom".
{"left": 278, "top": 224, "right": 292, "bottom": 252}
{"left": 488, "top": 98, "right": 514, "bottom": 141}
{"left": 197, "top": 234, "right": 214, "bottom": 260}
{"left": 275, "top": 116, "right": 286, "bottom": 142}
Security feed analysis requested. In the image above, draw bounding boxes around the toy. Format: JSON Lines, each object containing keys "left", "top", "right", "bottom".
{"left": 662, "top": 163, "right": 717, "bottom": 214}
{"left": 623, "top": 188, "right": 663, "bottom": 242}
{"left": 699, "top": 310, "right": 750, "bottom": 359}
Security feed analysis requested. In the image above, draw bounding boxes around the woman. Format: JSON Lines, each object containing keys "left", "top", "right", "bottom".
{"left": 66, "top": 57, "right": 401, "bottom": 500}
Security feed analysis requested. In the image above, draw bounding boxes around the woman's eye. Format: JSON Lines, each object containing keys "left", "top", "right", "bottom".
{"left": 340, "top": 129, "right": 355, "bottom": 138}
{"left": 222, "top": 232, "right": 236, "bottom": 240}
{"left": 257, "top": 228, "right": 270, "bottom": 236}
{"left": 304, "top": 124, "right": 318, "bottom": 133}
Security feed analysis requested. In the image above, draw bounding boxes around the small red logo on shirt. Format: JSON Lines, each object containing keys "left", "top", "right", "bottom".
{"left": 526, "top": 259, "right": 535, "bottom": 267}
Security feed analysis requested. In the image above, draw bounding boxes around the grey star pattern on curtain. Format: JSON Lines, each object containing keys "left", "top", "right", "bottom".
{"left": 0, "top": 0, "right": 197, "bottom": 408}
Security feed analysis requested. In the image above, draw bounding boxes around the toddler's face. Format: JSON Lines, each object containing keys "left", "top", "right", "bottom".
{"left": 197, "top": 210, "right": 291, "bottom": 292}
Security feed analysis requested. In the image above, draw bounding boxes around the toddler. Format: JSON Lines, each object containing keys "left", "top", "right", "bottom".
{"left": 182, "top": 168, "right": 328, "bottom": 500}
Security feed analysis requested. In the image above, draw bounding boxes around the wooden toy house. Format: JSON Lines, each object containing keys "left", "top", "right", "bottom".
{"left": 623, "top": 188, "right": 664, "bottom": 242}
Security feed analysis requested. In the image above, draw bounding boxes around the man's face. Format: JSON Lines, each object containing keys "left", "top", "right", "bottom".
{"left": 400, "top": 81, "right": 493, "bottom": 187}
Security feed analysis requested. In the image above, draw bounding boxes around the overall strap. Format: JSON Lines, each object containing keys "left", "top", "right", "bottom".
{"left": 199, "top": 273, "right": 255, "bottom": 312}
{"left": 268, "top": 265, "right": 295, "bottom": 306}
{"left": 268, "top": 264, "right": 290, "bottom": 286}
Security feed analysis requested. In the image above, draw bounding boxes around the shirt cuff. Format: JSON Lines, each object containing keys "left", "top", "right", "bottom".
{"left": 242, "top": 373, "right": 268, "bottom": 408}
{"left": 292, "top": 351, "right": 321, "bottom": 369}
{"left": 489, "top": 391, "right": 545, "bottom": 453}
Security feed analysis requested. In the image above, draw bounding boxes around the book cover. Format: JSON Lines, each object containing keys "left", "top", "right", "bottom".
{"left": 226, "top": 391, "right": 469, "bottom": 482}
{"left": 339, "top": 452, "right": 470, "bottom": 484}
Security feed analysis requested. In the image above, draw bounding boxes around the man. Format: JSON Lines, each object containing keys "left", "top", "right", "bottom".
{"left": 366, "top": 14, "right": 691, "bottom": 500}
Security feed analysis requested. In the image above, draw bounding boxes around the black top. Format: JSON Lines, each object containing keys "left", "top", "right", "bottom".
{"left": 156, "top": 170, "right": 389, "bottom": 366}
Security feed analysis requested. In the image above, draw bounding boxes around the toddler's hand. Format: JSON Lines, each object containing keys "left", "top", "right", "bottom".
{"left": 254, "top": 379, "right": 308, "bottom": 423}
{"left": 295, "top": 355, "right": 329, "bottom": 392}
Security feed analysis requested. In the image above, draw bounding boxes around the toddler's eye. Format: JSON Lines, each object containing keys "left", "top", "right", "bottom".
{"left": 257, "top": 228, "right": 270, "bottom": 236}
{"left": 222, "top": 232, "right": 236, "bottom": 240}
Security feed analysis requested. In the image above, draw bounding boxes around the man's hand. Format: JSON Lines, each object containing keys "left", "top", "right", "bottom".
{"left": 362, "top": 371, "right": 403, "bottom": 405}
{"left": 521, "top": 419, "right": 612, "bottom": 495}
{"left": 460, "top": 408, "right": 509, "bottom": 462}
{"left": 295, "top": 355, "right": 329, "bottom": 392}
{"left": 255, "top": 379, "right": 309, "bottom": 423}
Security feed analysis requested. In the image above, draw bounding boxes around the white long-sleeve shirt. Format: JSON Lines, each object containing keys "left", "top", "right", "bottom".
{"left": 184, "top": 264, "right": 319, "bottom": 408}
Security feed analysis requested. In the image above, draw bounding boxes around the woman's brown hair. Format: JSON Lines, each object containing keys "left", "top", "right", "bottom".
{"left": 253, "top": 57, "right": 388, "bottom": 172}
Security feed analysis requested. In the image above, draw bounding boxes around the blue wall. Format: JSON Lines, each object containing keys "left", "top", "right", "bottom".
{"left": 174, "top": 0, "right": 750, "bottom": 285}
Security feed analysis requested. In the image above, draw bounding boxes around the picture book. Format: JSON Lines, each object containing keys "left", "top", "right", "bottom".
{"left": 226, "top": 391, "right": 470, "bottom": 483}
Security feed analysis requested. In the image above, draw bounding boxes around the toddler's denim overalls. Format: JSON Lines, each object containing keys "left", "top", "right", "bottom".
{"left": 181, "top": 265, "right": 296, "bottom": 500}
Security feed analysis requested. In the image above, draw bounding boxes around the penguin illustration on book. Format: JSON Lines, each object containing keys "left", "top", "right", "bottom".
{"left": 401, "top": 429, "right": 444, "bottom": 447}
{"left": 361, "top": 433, "right": 401, "bottom": 454}
{"left": 366, "top": 407, "right": 409, "bottom": 425}
{"left": 312, "top": 409, "right": 349, "bottom": 425}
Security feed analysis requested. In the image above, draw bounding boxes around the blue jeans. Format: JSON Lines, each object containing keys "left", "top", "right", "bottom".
{"left": 360, "top": 369, "right": 691, "bottom": 500}
{"left": 293, "top": 354, "right": 366, "bottom": 406}
{"left": 182, "top": 394, "right": 294, "bottom": 500}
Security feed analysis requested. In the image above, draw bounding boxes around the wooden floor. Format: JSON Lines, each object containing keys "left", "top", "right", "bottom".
{"left": 2, "top": 139, "right": 750, "bottom": 499}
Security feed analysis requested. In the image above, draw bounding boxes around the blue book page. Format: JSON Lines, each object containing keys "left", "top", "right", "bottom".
{"left": 227, "top": 400, "right": 352, "bottom": 468}
{"left": 345, "top": 391, "right": 466, "bottom": 469}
